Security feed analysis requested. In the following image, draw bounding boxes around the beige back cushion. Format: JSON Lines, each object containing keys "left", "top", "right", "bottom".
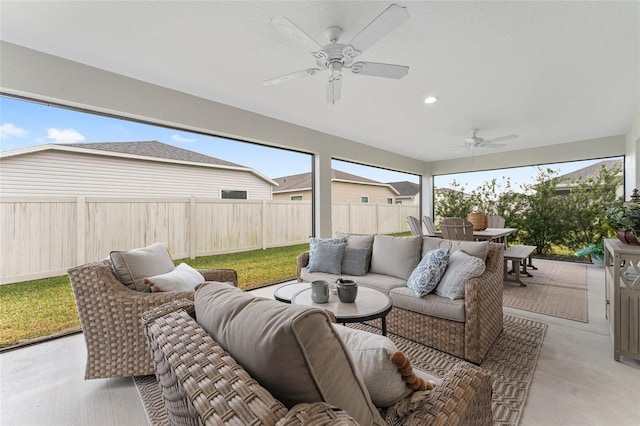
{"left": 110, "top": 242, "right": 175, "bottom": 292}
{"left": 370, "top": 235, "right": 422, "bottom": 280}
{"left": 421, "top": 236, "right": 489, "bottom": 261}
{"left": 194, "top": 283, "right": 384, "bottom": 426}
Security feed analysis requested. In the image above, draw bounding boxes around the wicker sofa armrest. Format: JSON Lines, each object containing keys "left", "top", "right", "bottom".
{"left": 199, "top": 268, "right": 238, "bottom": 286}
{"left": 142, "top": 308, "right": 289, "bottom": 425}
{"left": 276, "top": 402, "right": 358, "bottom": 425}
{"left": 384, "top": 363, "right": 492, "bottom": 426}
{"left": 463, "top": 242, "right": 504, "bottom": 364}
{"left": 140, "top": 299, "right": 195, "bottom": 325}
{"left": 296, "top": 251, "right": 310, "bottom": 282}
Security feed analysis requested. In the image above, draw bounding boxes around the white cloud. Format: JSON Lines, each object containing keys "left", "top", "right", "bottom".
{"left": 171, "top": 134, "right": 197, "bottom": 143}
{"left": 0, "top": 123, "right": 28, "bottom": 138}
{"left": 46, "top": 128, "right": 86, "bottom": 144}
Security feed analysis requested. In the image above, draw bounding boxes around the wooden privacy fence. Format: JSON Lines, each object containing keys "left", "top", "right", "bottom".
{"left": 0, "top": 196, "right": 419, "bottom": 284}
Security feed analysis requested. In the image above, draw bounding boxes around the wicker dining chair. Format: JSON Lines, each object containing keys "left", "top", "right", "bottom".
{"left": 67, "top": 259, "right": 238, "bottom": 379}
{"left": 439, "top": 218, "right": 475, "bottom": 241}
{"left": 406, "top": 215, "right": 423, "bottom": 236}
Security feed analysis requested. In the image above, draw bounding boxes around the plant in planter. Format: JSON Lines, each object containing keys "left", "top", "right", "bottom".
{"left": 604, "top": 202, "right": 640, "bottom": 245}
{"left": 574, "top": 242, "right": 605, "bottom": 266}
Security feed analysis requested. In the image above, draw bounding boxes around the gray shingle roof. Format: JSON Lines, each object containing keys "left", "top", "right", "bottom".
{"left": 557, "top": 159, "right": 623, "bottom": 183}
{"left": 387, "top": 181, "right": 419, "bottom": 197}
{"left": 61, "top": 141, "right": 245, "bottom": 168}
{"left": 273, "top": 169, "right": 387, "bottom": 193}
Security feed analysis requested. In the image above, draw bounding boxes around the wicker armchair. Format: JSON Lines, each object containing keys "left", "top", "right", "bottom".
{"left": 141, "top": 301, "right": 493, "bottom": 426}
{"left": 67, "top": 259, "right": 237, "bottom": 379}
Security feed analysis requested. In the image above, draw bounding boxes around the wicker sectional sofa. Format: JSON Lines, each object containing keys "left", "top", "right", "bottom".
{"left": 297, "top": 234, "right": 504, "bottom": 364}
{"left": 141, "top": 284, "right": 494, "bottom": 425}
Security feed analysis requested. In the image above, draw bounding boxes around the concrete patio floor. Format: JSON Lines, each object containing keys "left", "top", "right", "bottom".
{"left": 1, "top": 263, "right": 639, "bottom": 425}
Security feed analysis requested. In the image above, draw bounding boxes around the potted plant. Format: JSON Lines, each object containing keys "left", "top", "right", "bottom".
{"left": 604, "top": 203, "right": 640, "bottom": 245}
{"left": 574, "top": 242, "right": 605, "bottom": 267}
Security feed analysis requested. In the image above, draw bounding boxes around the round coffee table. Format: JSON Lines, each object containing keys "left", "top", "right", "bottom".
{"left": 273, "top": 282, "right": 311, "bottom": 303}
{"left": 291, "top": 285, "right": 393, "bottom": 336}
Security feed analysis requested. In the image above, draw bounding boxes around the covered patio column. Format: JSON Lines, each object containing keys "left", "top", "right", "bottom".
{"left": 314, "top": 150, "right": 333, "bottom": 238}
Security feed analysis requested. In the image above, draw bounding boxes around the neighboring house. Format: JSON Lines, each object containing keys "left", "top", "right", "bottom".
{"left": 554, "top": 159, "right": 623, "bottom": 197}
{"left": 387, "top": 181, "right": 420, "bottom": 205}
{"left": 0, "top": 141, "right": 277, "bottom": 198}
{"left": 273, "top": 169, "right": 399, "bottom": 204}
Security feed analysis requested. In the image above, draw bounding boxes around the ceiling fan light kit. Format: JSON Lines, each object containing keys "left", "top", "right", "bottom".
{"left": 263, "top": 4, "right": 410, "bottom": 104}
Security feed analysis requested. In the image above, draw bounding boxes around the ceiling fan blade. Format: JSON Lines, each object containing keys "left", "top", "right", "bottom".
{"left": 351, "top": 62, "right": 409, "bottom": 79}
{"left": 483, "top": 134, "right": 518, "bottom": 144}
{"left": 269, "top": 17, "right": 324, "bottom": 52}
{"left": 347, "top": 4, "right": 409, "bottom": 54}
{"left": 262, "top": 68, "right": 322, "bottom": 86}
{"left": 480, "top": 143, "right": 507, "bottom": 148}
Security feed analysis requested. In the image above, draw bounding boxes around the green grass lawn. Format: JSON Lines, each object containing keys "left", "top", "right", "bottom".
{"left": 0, "top": 243, "right": 308, "bottom": 348}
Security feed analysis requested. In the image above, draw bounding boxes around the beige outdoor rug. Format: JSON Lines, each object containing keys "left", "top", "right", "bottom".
{"left": 134, "top": 314, "right": 546, "bottom": 426}
{"left": 503, "top": 259, "right": 588, "bottom": 322}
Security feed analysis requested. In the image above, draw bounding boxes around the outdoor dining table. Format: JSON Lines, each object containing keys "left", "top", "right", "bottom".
{"left": 429, "top": 227, "right": 517, "bottom": 244}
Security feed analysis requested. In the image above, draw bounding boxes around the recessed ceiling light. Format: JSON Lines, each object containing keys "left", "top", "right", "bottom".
{"left": 424, "top": 96, "right": 438, "bottom": 104}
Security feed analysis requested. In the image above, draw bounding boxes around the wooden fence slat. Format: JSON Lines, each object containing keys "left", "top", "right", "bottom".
{"left": 0, "top": 197, "right": 418, "bottom": 284}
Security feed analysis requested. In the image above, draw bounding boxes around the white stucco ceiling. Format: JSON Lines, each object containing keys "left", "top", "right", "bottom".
{"left": 1, "top": 1, "right": 638, "bottom": 161}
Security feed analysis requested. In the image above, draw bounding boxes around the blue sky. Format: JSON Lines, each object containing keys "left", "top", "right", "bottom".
{"left": 0, "top": 96, "right": 612, "bottom": 188}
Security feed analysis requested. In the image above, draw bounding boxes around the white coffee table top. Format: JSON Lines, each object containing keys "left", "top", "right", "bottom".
{"left": 273, "top": 282, "right": 311, "bottom": 303}
{"left": 291, "top": 285, "right": 392, "bottom": 323}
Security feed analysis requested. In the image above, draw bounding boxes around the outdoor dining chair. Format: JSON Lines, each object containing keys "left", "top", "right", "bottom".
{"left": 440, "top": 218, "right": 474, "bottom": 241}
{"left": 406, "top": 215, "right": 423, "bottom": 236}
{"left": 487, "top": 215, "right": 506, "bottom": 228}
{"left": 422, "top": 215, "right": 437, "bottom": 235}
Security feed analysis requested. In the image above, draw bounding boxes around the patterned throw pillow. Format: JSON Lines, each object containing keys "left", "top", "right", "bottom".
{"left": 308, "top": 241, "right": 346, "bottom": 275}
{"left": 341, "top": 247, "right": 368, "bottom": 276}
{"left": 435, "top": 250, "right": 486, "bottom": 300}
{"left": 407, "top": 248, "right": 450, "bottom": 297}
{"left": 308, "top": 237, "right": 345, "bottom": 267}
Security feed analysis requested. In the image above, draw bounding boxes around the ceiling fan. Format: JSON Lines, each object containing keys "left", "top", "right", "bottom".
{"left": 262, "top": 4, "right": 410, "bottom": 104}
{"left": 462, "top": 129, "right": 519, "bottom": 149}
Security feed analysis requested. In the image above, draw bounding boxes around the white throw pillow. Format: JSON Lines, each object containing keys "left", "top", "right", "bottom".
{"left": 333, "top": 326, "right": 411, "bottom": 407}
{"left": 143, "top": 262, "right": 204, "bottom": 292}
{"left": 435, "top": 250, "right": 486, "bottom": 300}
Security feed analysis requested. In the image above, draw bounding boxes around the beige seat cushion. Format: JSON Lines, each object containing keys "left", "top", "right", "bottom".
{"left": 300, "top": 270, "right": 406, "bottom": 294}
{"left": 194, "top": 283, "right": 384, "bottom": 426}
{"left": 389, "top": 287, "right": 466, "bottom": 322}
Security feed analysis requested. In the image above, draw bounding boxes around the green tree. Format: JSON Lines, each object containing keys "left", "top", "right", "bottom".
{"left": 562, "top": 164, "right": 623, "bottom": 250}
{"left": 518, "top": 167, "right": 567, "bottom": 255}
{"left": 434, "top": 180, "right": 474, "bottom": 226}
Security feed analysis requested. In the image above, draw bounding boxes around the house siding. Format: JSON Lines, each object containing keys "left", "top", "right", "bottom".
{"left": 332, "top": 181, "right": 396, "bottom": 203}
{"left": 273, "top": 190, "right": 312, "bottom": 201}
{"left": 0, "top": 150, "right": 273, "bottom": 199}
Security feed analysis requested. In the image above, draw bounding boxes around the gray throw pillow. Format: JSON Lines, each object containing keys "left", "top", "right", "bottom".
{"left": 308, "top": 241, "right": 346, "bottom": 275}
{"left": 435, "top": 250, "right": 486, "bottom": 300}
{"left": 308, "top": 237, "right": 345, "bottom": 266}
{"left": 341, "top": 247, "right": 368, "bottom": 276}
{"left": 336, "top": 233, "right": 375, "bottom": 272}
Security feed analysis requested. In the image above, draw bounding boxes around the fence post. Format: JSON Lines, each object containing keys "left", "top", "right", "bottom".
{"left": 77, "top": 195, "right": 85, "bottom": 265}
{"left": 263, "top": 199, "right": 267, "bottom": 250}
{"left": 190, "top": 196, "right": 196, "bottom": 259}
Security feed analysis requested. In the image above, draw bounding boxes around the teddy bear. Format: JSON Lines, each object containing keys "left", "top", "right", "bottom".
{"left": 390, "top": 351, "right": 436, "bottom": 391}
